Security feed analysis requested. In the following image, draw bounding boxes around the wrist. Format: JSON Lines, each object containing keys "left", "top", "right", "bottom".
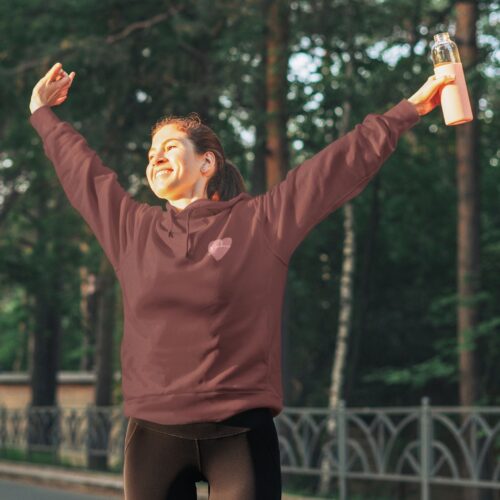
{"left": 406, "top": 97, "right": 423, "bottom": 116}
{"left": 29, "top": 99, "right": 45, "bottom": 115}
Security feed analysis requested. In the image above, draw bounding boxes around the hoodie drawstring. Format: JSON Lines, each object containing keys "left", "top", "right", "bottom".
{"left": 186, "top": 210, "right": 191, "bottom": 258}
{"left": 165, "top": 206, "right": 193, "bottom": 257}
{"left": 165, "top": 197, "right": 241, "bottom": 258}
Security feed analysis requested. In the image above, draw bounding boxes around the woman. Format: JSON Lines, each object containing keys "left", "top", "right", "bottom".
{"left": 29, "top": 62, "right": 455, "bottom": 499}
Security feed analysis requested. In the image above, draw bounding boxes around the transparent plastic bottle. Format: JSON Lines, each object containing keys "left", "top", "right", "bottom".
{"left": 431, "top": 32, "right": 473, "bottom": 126}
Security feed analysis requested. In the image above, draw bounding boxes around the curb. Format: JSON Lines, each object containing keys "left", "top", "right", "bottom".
{"left": 0, "top": 460, "right": 322, "bottom": 499}
{"left": 0, "top": 460, "right": 209, "bottom": 498}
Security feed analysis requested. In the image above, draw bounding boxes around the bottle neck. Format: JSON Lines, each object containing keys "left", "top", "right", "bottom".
{"left": 434, "top": 32, "right": 451, "bottom": 44}
{"left": 431, "top": 31, "right": 461, "bottom": 65}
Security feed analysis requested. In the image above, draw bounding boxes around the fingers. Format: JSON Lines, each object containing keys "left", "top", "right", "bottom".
{"left": 32, "top": 62, "right": 75, "bottom": 109}
{"left": 51, "top": 69, "right": 76, "bottom": 99}
{"left": 47, "top": 65, "right": 75, "bottom": 106}
{"left": 433, "top": 74, "right": 455, "bottom": 86}
{"left": 67, "top": 71, "right": 76, "bottom": 85}
{"left": 422, "top": 74, "right": 455, "bottom": 100}
{"left": 427, "top": 74, "right": 455, "bottom": 85}
{"left": 56, "top": 70, "right": 70, "bottom": 81}
{"left": 61, "top": 71, "right": 75, "bottom": 85}
{"left": 441, "top": 74, "right": 455, "bottom": 82}
{"left": 47, "top": 62, "right": 62, "bottom": 82}
{"left": 58, "top": 74, "right": 72, "bottom": 86}
{"left": 46, "top": 63, "right": 76, "bottom": 87}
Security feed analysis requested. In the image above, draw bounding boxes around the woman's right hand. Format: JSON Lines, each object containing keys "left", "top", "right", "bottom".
{"left": 407, "top": 73, "right": 455, "bottom": 116}
{"left": 30, "top": 62, "right": 76, "bottom": 114}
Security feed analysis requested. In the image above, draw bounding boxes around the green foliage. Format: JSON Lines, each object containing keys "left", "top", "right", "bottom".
{"left": 0, "top": 0, "right": 498, "bottom": 412}
{"left": 363, "top": 356, "right": 456, "bottom": 388}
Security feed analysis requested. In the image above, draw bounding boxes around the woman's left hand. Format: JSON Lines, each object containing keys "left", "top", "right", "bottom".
{"left": 407, "top": 74, "right": 456, "bottom": 116}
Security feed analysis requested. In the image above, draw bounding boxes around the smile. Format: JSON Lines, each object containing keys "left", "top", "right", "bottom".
{"left": 155, "top": 168, "right": 173, "bottom": 179}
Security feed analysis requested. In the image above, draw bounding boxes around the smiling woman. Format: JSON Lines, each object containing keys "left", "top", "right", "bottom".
{"left": 28, "top": 61, "right": 452, "bottom": 500}
{"left": 144, "top": 112, "right": 247, "bottom": 211}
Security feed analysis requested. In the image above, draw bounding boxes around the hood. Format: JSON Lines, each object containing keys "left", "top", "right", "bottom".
{"left": 163, "top": 192, "right": 253, "bottom": 258}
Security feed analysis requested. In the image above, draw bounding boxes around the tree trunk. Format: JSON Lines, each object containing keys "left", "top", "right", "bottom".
{"left": 317, "top": 94, "right": 355, "bottom": 497}
{"left": 79, "top": 240, "right": 97, "bottom": 372}
{"left": 265, "top": 0, "right": 290, "bottom": 187}
{"left": 317, "top": 7, "right": 356, "bottom": 492}
{"left": 28, "top": 234, "right": 63, "bottom": 454}
{"left": 455, "top": 4, "right": 482, "bottom": 500}
{"left": 264, "top": 0, "right": 291, "bottom": 405}
{"left": 30, "top": 294, "right": 61, "bottom": 407}
{"left": 456, "top": 0, "right": 480, "bottom": 409}
{"left": 251, "top": 0, "right": 268, "bottom": 196}
{"left": 345, "top": 176, "right": 381, "bottom": 402}
{"left": 330, "top": 200, "right": 355, "bottom": 408}
{"left": 87, "top": 256, "right": 116, "bottom": 471}
{"left": 13, "top": 290, "right": 30, "bottom": 372}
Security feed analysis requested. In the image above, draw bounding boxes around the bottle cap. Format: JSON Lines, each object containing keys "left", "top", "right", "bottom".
{"left": 434, "top": 32, "right": 451, "bottom": 43}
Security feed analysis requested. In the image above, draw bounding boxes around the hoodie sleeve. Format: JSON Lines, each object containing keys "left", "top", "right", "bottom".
{"left": 251, "top": 98, "right": 421, "bottom": 265}
{"left": 29, "top": 105, "right": 143, "bottom": 273}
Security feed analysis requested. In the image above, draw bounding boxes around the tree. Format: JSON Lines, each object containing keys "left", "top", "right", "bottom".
{"left": 455, "top": 0, "right": 481, "bottom": 409}
{"left": 264, "top": 0, "right": 293, "bottom": 403}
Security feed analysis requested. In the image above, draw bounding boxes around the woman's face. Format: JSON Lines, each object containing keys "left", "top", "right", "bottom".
{"left": 146, "top": 124, "right": 211, "bottom": 202}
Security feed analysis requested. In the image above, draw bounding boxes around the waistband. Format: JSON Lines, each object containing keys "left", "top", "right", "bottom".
{"left": 216, "top": 407, "right": 273, "bottom": 427}
{"left": 130, "top": 407, "right": 273, "bottom": 440}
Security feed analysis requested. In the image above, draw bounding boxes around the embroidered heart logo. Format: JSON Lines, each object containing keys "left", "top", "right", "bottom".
{"left": 208, "top": 238, "right": 232, "bottom": 261}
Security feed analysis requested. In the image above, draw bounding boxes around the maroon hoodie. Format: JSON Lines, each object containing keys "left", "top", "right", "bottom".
{"left": 29, "top": 99, "right": 420, "bottom": 425}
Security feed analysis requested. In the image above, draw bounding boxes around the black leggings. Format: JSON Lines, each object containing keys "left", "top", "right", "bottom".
{"left": 123, "top": 411, "right": 282, "bottom": 499}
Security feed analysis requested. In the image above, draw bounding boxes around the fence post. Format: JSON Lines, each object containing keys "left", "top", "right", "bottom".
{"left": 0, "top": 405, "right": 5, "bottom": 451}
{"left": 337, "top": 400, "right": 347, "bottom": 500}
{"left": 85, "top": 404, "right": 91, "bottom": 462}
{"left": 420, "top": 397, "right": 432, "bottom": 500}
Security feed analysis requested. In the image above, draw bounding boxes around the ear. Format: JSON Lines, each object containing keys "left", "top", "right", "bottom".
{"left": 203, "top": 151, "right": 217, "bottom": 173}
{"left": 205, "top": 151, "right": 216, "bottom": 166}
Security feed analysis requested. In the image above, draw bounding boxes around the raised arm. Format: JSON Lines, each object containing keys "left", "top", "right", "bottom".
{"left": 251, "top": 73, "right": 456, "bottom": 265}
{"left": 29, "top": 62, "right": 144, "bottom": 273}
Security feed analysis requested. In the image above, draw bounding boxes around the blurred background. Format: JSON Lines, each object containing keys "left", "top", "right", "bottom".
{"left": 0, "top": 0, "right": 498, "bottom": 498}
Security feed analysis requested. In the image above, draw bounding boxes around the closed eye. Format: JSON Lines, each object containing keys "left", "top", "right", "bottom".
{"left": 148, "top": 145, "right": 175, "bottom": 161}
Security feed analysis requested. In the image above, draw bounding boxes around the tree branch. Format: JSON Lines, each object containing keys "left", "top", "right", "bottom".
{"left": 3, "top": 5, "right": 185, "bottom": 76}
{"left": 105, "top": 6, "right": 183, "bottom": 44}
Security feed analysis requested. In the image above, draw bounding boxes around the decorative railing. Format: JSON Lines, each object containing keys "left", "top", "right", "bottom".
{"left": 0, "top": 405, "right": 127, "bottom": 469}
{"left": 277, "top": 399, "right": 500, "bottom": 499}
{"left": 1, "top": 399, "right": 499, "bottom": 499}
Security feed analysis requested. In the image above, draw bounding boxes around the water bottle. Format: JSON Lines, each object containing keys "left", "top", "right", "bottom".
{"left": 431, "top": 32, "right": 473, "bottom": 126}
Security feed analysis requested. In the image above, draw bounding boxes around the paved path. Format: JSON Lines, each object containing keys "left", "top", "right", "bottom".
{"left": 0, "top": 459, "right": 318, "bottom": 499}
{"left": 0, "top": 477, "right": 116, "bottom": 499}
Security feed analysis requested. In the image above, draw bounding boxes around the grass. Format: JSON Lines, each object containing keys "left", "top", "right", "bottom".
{"left": 0, "top": 446, "right": 122, "bottom": 474}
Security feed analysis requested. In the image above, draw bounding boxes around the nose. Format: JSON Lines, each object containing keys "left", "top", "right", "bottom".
{"left": 152, "top": 152, "right": 167, "bottom": 166}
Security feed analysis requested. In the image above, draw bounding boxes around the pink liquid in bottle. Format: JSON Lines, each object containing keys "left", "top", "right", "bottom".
{"left": 431, "top": 33, "right": 473, "bottom": 126}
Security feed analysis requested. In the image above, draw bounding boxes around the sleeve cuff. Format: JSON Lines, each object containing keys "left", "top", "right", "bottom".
{"left": 29, "top": 106, "right": 62, "bottom": 139}
{"left": 383, "top": 98, "right": 421, "bottom": 133}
